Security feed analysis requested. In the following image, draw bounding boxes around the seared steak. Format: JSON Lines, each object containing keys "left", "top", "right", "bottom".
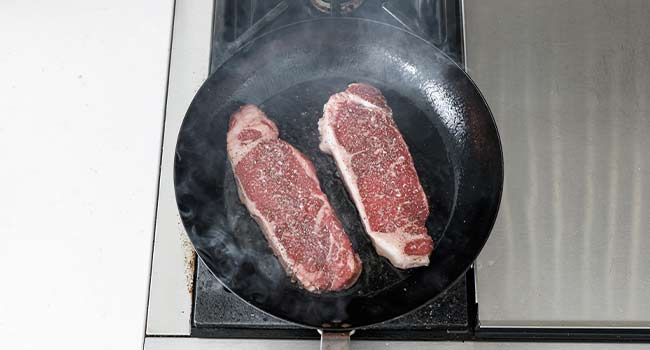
{"left": 227, "top": 105, "right": 362, "bottom": 292}
{"left": 319, "top": 83, "right": 433, "bottom": 269}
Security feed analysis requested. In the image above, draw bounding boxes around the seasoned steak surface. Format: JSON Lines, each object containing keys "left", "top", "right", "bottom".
{"left": 319, "top": 84, "right": 433, "bottom": 269}
{"left": 227, "top": 105, "right": 361, "bottom": 292}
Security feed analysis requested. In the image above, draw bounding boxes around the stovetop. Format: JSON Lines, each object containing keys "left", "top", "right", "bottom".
{"left": 193, "top": 260, "right": 471, "bottom": 339}
{"left": 210, "top": 0, "right": 463, "bottom": 71}
{"left": 193, "top": 0, "right": 469, "bottom": 339}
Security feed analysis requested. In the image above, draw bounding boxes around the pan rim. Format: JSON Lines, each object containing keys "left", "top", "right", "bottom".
{"left": 174, "top": 17, "right": 504, "bottom": 330}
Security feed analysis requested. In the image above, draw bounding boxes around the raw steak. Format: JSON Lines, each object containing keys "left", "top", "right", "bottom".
{"left": 318, "top": 83, "right": 433, "bottom": 269}
{"left": 227, "top": 105, "right": 362, "bottom": 292}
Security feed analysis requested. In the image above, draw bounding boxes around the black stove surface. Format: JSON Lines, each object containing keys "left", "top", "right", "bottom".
{"left": 193, "top": 259, "right": 469, "bottom": 339}
{"left": 193, "top": 0, "right": 469, "bottom": 339}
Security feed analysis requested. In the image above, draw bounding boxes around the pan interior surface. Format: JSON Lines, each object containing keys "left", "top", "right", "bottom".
{"left": 174, "top": 18, "right": 502, "bottom": 329}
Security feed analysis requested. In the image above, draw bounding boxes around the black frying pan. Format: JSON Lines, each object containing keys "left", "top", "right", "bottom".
{"left": 175, "top": 18, "right": 502, "bottom": 331}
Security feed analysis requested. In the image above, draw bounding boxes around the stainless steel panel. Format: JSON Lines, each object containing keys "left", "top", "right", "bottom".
{"left": 145, "top": 337, "right": 650, "bottom": 350}
{"left": 464, "top": 0, "right": 650, "bottom": 327}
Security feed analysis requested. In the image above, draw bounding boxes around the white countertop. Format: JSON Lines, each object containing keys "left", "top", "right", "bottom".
{"left": 0, "top": 1, "right": 174, "bottom": 349}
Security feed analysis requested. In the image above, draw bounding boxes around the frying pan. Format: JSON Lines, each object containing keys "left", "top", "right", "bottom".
{"left": 174, "top": 17, "right": 502, "bottom": 345}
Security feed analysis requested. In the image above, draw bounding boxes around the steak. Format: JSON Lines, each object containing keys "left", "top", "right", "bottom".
{"left": 227, "top": 105, "right": 362, "bottom": 292}
{"left": 318, "top": 83, "right": 433, "bottom": 269}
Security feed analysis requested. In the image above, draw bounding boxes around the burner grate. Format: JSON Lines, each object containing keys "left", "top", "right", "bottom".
{"left": 193, "top": 259, "right": 469, "bottom": 339}
{"left": 310, "top": 0, "right": 366, "bottom": 14}
{"left": 210, "top": 0, "right": 463, "bottom": 71}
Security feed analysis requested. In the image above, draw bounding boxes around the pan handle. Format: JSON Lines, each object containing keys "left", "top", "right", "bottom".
{"left": 318, "top": 330, "right": 354, "bottom": 350}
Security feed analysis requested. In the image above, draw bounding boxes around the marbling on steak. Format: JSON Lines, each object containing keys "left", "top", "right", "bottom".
{"left": 319, "top": 83, "right": 433, "bottom": 269}
{"left": 227, "top": 105, "right": 361, "bottom": 292}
